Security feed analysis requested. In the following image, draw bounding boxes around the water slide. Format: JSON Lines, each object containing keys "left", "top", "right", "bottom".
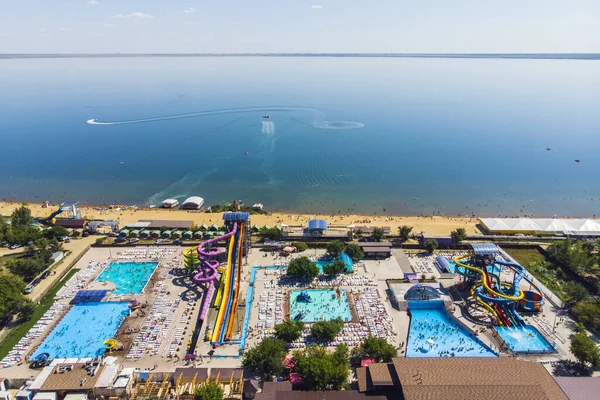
{"left": 454, "top": 255, "right": 525, "bottom": 301}
{"left": 37, "top": 206, "right": 65, "bottom": 224}
{"left": 186, "top": 223, "right": 238, "bottom": 358}
{"left": 210, "top": 228, "right": 237, "bottom": 343}
{"left": 225, "top": 223, "right": 245, "bottom": 341}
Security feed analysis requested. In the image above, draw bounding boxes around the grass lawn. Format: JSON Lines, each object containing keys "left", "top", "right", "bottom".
{"left": 504, "top": 247, "right": 546, "bottom": 268}
{"left": 0, "top": 268, "right": 80, "bottom": 360}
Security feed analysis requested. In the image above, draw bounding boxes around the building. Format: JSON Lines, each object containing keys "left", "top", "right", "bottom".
{"left": 357, "top": 358, "right": 568, "bottom": 400}
{"left": 28, "top": 362, "right": 105, "bottom": 400}
{"left": 554, "top": 377, "right": 600, "bottom": 400}
{"left": 53, "top": 220, "right": 86, "bottom": 230}
{"left": 306, "top": 220, "right": 327, "bottom": 237}
{"left": 181, "top": 196, "right": 205, "bottom": 210}
{"left": 161, "top": 199, "right": 179, "bottom": 208}
{"left": 479, "top": 218, "right": 600, "bottom": 237}
{"left": 357, "top": 242, "right": 392, "bottom": 258}
{"left": 87, "top": 220, "right": 119, "bottom": 234}
{"left": 124, "top": 220, "right": 194, "bottom": 231}
{"left": 418, "top": 234, "right": 453, "bottom": 246}
{"left": 254, "top": 382, "right": 384, "bottom": 400}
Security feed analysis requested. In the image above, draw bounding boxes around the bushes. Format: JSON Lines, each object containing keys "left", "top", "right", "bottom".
{"left": 6, "top": 258, "right": 46, "bottom": 282}
{"left": 292, "top": 344, "right": 349, "bottom": 390}
{"left": 293, "top": 242, "right": 308, "bottom": 252}
{"left": 571, "top": 300, "right": 600, "bottom": 333}
{"left": 242, "top": 338, "right": 287, "bottom": 377}
{"left": 344, "top": 243, "right": 364, "bottom": 261}
{"left": 423, "top": 239, "right": 438, "bottom": 253}
{"left": 274, "top": 319, "right": 305, "bottom": 343}
{"left": 351, "top": 336, "right": 397, "bottom": 362}
{"left": 570, "top": 332, "right": 600, "bottom": 368}
{"left": 194, "top": 381, "right": 223, "bottom": 400}
{"left": 323, "top": 260, "right": 346, "bottom": 276}
{"left": 311, "top": 318, "right": 344, "bottom": 341}
{"left": 259, "top": 227, "right": 283, "bottom": 241}
{"left": 287, "top": 257, "right": 319, "bottom": 281}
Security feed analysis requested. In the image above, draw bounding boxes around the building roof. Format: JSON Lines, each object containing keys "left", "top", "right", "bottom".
{"left": 223, "top": 212, "right": 250, "bottom": 221}
{"left": 138, "top": 220, "right": 193, "bottom": 229}
{"left": 54, "top": 219, "right": 86, "bottom": 228}
{"left": 361, "top": 247, "right": 391, "bottom": 253}
{"left": 470, "top": 243, "right": 500, "bottom": 255}
{"left": 480, "top": 218, "right": 600, "bottom": 235}
{"left": 554, "top": 377, "right": 600, "bottom": 400}
{"left": 391, "top": 358, "right": 567, "bottom": 400}
{"left": 308, "top": 219, "right": 328, "bottom": 230}
{"left": 367, "top": 363, "right": 396, "bottom": 386}
{"left": 181, "top": 197, "right": 204, "bottom": 209}
{"left": 358, "top": 242, "right": 392, "bottom": 248}
{"left": 173, "top": 368, "right": 208, "bottom": 383}
{"left": 40, "top": 364, "right": 103, "bottom": 392}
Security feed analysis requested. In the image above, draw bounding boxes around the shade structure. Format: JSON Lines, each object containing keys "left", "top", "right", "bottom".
{"left": 161, "top": 230, "right": 172, "bottom": 238}
{"left": 470, "top": 243, "right": 499, "bottom": 255}
{"left": 183, "top": 231, "right": 193, "bottom": 239}
{"left": 308, "top": 219, "right": 328, "bottom": 230}
{"left": 140, "top": 230, "right": 150, "bottom": 238}
{"left": 201, "top": 224, "right": 209, "bottom": 230}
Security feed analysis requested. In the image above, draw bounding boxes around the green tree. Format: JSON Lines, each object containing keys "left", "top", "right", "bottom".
{"left": 571, "top": 300, "right": 600, "bottom": 332}
{"left": 344, "top": 243, "right": 364, "bottom": 262}
{"left": 0, "top": 273, "right": 28, "bottom": 325}
{"left": 6, "top": 258, "right": 46, "bottom": 282}
{"left": 570, "top": 332, "right": 600, "bottom": 368}
{"left": 372, "top": 227, "right": 385, "bottom": 242}
{"left": 562, "top": 281, "right": 589, "bottom": 305}
{"left": 326, "top": 240, "right": 345, "bottom": 257}
{"left": 323, "top": 260, "right": 347, "bottom": 276}
{"left": 274, "top": 319, "right": 305, "bottom": 343}
{"left": 242, "top": 338, "right": 287, "bottom": 377}
{"left": 194, "top": 381, "right": 223, "bottom": 400}
{"left": 18, "top": 300, "right": 36, "bottom": 321}
{"left": 11, "top": 205, "right": 34, "bottom": 228}
{"left": 292, "top": 344, "right": 349, "bottom": 390}
{"left": 398, "top": 225, "right": 413, "bottom": 242}
{"left": 350, "top": 336, "right": 397, "bottom": 362}
{"left": 311, "top": 318, "right": 344, "bottom": 341}
{"left": 43, "top": 226, "right": 69, "bottom": 241}
{"left": 259, "top": 227, "right": 283, "bottom": 241}
{"left": 450, "top": 228, "right": 467, "bottom": 244}
{"left": 547, "top": 239, "right": 596, "bottom": 275}
{"left": 287, "top": 257, "right": 319, "bottom": 281}
{"left": 423, "top": 239, "right": 439, "bottom": 254}
{"left": 292, "top": 242, "right": 308, "bottom": 252}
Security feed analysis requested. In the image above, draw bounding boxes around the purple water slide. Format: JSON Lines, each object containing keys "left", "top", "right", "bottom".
{"left": 193, "top": 223, "right": 238, "bottom": 320}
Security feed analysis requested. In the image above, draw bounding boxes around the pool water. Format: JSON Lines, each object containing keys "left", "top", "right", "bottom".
{"left": 407, "top": 301, "right": 497, "bottom": 358}
{"left": 496, "top": 325, "right": 555, "bottom": 353}
{"left": 96, "top": 261, "right": 158, "bottom": 294}
{"left": 32, "top": 302, "right": 130, "bottom": 359}
{"left": 447, "top": 261, "right": 501, "bottom": 275}
{"left": 315, "top": 252, "right": 354, "bottom": 273}
{"left": 289, "top": 289, "right": 352, "bottom": 322}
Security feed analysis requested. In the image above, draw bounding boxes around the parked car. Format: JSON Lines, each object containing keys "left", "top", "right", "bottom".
{"left": 109, "top": 232, "right": 119, "bottom": 237}
{"left": 129, "top": 238, "right": 140, "bottom": 244}
{"left": 64, "top": 238, "right": 71, "bottom": 243}
{"left": 24, "top": 285, "right": 34, "bottom": 294}
{"left": 82, "top": 231, "right": 89, "bottom": 237}
{"left": 32, "top": 278, "right": 41, "bottom": 286}
{"left": 115, "top": 237, "right": 126, "bottom": 243}
{"left": 41, "top": 270, "right": 51, "bottom": 279}
{"left": 173, "top": 239, "right": 182, "bottom": 245}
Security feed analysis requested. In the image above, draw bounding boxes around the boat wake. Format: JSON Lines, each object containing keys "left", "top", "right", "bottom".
{"left": 86, "top": 106, "right": 364, "bottom": 130}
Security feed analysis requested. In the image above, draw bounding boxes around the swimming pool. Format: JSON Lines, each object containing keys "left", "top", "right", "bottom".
{"left": 315, "top": 252, "right": 354, "bottom": 273}
{"left": 446, "top": 261, "right": 501, "bottom": 275}
{"left": 32, "top": 302, "right": 130, "bottom": 359}
{"left": 496, "top": 325, "right": 555, "bottom": 353}
{"left": 96, "top": 261, "right": 158, "bottom": 294}
{"left": 407, "top": 301, "right": 497, "bottom": 358}
{"left": 289, "top": 289, "right": 352, "bottom": 322}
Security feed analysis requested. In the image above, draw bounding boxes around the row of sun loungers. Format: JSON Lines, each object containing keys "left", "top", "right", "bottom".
{"left": 1, "top": 304, "right": 66, "bottom": 368}
{"left": 56, "top": 260, "right": 108, "bottom": 299}
{"left": 116, "top": 247, "right": 177, "bottom": 260}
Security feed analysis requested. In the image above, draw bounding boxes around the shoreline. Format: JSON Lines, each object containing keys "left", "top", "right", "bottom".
{"left": 0, "top": 201, "right": 481, "bottom": 235}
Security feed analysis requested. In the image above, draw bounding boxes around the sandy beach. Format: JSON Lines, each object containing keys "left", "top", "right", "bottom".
{"left": 0, "top": 202, "right": 478, "bottom": 235}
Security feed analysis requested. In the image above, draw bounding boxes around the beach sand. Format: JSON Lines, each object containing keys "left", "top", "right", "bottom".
{"left": 0, "top": 202, "right": 479, "bottom": 235}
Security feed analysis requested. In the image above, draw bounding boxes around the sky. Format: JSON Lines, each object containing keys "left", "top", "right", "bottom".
{"left": 1, "top": 0, "right": 599, "bottom": 53}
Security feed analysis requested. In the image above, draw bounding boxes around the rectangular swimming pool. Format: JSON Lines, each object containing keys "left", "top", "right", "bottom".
{"left": 96, "top": 261, "right": 158, "bottom": 294}
{"left": 32, "top": 302, "right": 130, "bottom": 360}
{"left": 496, "top": 325, "right": 555, "bottom": 353}
{"left": 407, "top": 301, "right": 497, "bottom": 358}
{"left": 289, "top": 289, "right": 352, "bottom": 322}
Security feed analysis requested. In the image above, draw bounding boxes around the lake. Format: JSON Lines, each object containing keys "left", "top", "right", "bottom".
{"left": 1, "top": 56, "right": 599, "bottom": 216}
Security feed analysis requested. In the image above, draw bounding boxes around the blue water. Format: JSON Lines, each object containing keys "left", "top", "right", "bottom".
{"left": 289, "top": 289, "right": 352, "bottom": 322}
{"left": 407, "top": 302, "right": 497, "bottom": 358}
{"left": 315, "top": 252, "right": 354, "bottom": 273}
{"left": 496, "top": 325, "right": 555, "bottom": 353}
{"left": 32, "top": 302, "right": 130, "bottom": 360}
{"left": 447, "top": 261, "right": 501, "bottom": 275}
{"left": 96, "top": 262, "right": 158, "bottom": 294}
{"left": 2, "top": 57, "right": 600, "bottom": 216}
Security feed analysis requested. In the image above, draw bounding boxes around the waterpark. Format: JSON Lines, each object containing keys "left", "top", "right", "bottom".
{"left": 0, "top": 206, "right": 587, "bottom": 400}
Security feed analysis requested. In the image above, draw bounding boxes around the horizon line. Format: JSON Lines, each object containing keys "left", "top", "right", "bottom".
{"left": 2, "top": 52, "right": 600, "bottom": 60}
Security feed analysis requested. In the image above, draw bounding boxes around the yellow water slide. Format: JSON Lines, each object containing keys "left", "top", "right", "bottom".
{"left": 470, "top": 285, "right": 503, "bottom": 326}
{"left": 225, "top": 223, "right": 245, "bottom": 340}
{"left": 210, "top": 231, "right": 236, "bottom": 342}
{"left": 454, "top": 255, "right": 524, "bottom": 301}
